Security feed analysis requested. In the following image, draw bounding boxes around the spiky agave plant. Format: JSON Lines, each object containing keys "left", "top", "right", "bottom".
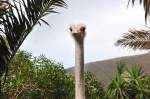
{"left": 0, "top": 0, "right": 66, "bottom": 76}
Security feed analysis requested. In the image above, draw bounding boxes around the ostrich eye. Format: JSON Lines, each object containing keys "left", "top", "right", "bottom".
{"left": 80, "top": 27, "right": 85, "bottom": 32}
{"left": 69, "top": 27, "right": 72, "bottom": 32}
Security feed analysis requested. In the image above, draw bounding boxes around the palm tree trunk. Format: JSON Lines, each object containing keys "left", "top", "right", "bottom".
{"left": 0, "top": 73, "right": 2, "bottom": 98}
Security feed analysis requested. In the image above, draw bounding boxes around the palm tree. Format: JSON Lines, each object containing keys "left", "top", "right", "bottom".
{"left": 116, "top": 29, "right": 150, "bottom": 50}
{"left": 116, "top": 0, "right": 150, "bottom": 50}
{"left": 0, "top": 0, "right": 66, "bottom": 97}
{"left": 114, "top": 1, "right": 150, "bottom": 98}
{"left": 128, "top": 0, "right": 150, "bottom": 21}
{"left": 0, "top": 0, "right": 66, "bottom": 76}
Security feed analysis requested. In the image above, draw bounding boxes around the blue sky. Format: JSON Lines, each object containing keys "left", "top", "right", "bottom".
{"left": 20, "top": 0, "right": 148, "bottom": 68}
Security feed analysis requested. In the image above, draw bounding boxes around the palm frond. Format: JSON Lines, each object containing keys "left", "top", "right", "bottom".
{"left": 128, "top": 0, "right": 150, "bottom": 21}
{"left": 116, "top": 29, "right": 150, "bottom": 50}
{"left": 0, "top": 0, "right": 66, "bottom": 75}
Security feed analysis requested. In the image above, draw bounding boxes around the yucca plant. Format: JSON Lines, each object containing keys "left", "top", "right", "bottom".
{"left": 106, "top": 63, "right": 129, "bottom": 99}
{"left": 0, "top": 0, "right": 66, "bottom": 76}
{"left": 125, "top": 66, "right": 150, "bottom": 99}
{"left": 107, "top": 64, "right": 150, "bottom": 99}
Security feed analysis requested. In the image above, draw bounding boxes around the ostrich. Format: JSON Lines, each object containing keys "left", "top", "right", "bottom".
{"left": 70, "top": 24, "right": 86, "bottom": 99}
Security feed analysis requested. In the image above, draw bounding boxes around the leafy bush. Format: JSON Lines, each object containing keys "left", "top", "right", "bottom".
{"left": 2, "top": 50, "right": 105, "bottom": 99}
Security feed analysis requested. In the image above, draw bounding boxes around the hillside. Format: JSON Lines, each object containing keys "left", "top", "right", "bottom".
{"left": 67, "top": 53, "right": 150, "bottom": 87}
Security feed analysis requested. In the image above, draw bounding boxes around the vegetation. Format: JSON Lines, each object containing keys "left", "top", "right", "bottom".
{"left": 116, "top": 28, "right": 150, "bottom": 50}
{"left": 109, "top": 1, "right": 150, "bottom": 98}
{"left": 106, "top": 63, "right": 150, "bottom": 99}
{"left": 1, "top": 50, "right": 150, "bottom": 99}
{"left": 1, "top": 50, "right": 105, "bottom": 99}
{"left": 116, "top": 0, "right": 150, "bottom": 50}
{"left": 85, "top": 72, "right": 105, "bottom": 99}
{"left": 0, "top": 0, "right": 150, "bottom": 99}
{"left": 128, "top": 0, "right": 150, "bottom": 21}
{"left": 0, "top": 0, "right": 66, "bottom": 77}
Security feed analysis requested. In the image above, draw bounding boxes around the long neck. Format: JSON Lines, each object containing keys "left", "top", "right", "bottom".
{"left": 75, "top": 37, "right": 85, "bottom": 99}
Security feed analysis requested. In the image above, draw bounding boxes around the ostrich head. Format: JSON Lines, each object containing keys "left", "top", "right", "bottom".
{"left": 69, "top": 24, "right": 86, "bottom": 40}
